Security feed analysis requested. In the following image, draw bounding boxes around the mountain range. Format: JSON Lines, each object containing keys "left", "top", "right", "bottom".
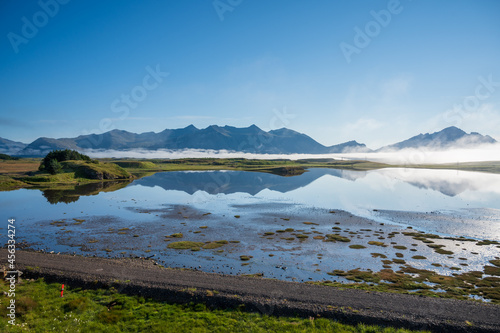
{"left": 0, "top": 125, "right": 496, "bottom": 157}
{"left": 377, "top": 126, "right": 496, "bottom": 151}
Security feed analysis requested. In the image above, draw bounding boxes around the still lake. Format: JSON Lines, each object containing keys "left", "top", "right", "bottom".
{"left": 2, "top": 168, "right": 500, "bottom": 283}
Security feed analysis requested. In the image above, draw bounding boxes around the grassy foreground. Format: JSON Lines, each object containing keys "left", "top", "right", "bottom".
{"left": 0, "top": 278, "right": 425, "bottom": 333}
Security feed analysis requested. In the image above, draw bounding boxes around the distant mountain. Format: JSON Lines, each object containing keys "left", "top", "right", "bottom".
{"left": 8, "top": 125, "right": 496, "bottom": 157}
{"left": 16, "top": 125, "right": 369, "bottom": 157}
{"left": 0, "top": 137, "right": 27, "bottom": 155}
{"left": 378, "top": 126, "right": 496, "bottom": 151}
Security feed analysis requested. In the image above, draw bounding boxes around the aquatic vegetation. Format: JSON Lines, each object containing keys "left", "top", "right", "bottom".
{"left": 427, "top": 244, "right": 445, "bottom": 249}
{"left": 324, "top": 265, "right": 500, "bottom": 303}
{"left": 324, "top": 234, "right": 350, "bottom": 242}
{"left": 371, "top": 253, "right": 387, "bottom": 259}
{"left": 368, "top": 241, "right": 386, "bottom": 247}
{"left": 476, "top": 240, "right": 500, "bottom": 246}
{"left": 167, "top": 241, "right": 204, "bottom": 250}
{"left": 349, "top": 245, "right": 366, "bottom": 249}
{"left": 202, "top": 240, "right": 229, "bottom": 249}
{"left": 411, "top": 255, "right": 427, "bottom": 260}
{"left": 393, "top": 245, "right": 407, "bottom": 250}
{"left": 484, "top": 266, "right": 500, "bottom": 276}
{"left": 169, "top": 233, "right": 183, "bottom": 238}
{"left": 434, "top": 248, "right": 454, "bottom": 255}
{"left": 239, "top": 255, "right": 252, "bottom": 261}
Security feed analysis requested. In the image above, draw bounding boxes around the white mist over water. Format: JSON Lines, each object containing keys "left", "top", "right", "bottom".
{"left": 84, "top": 143, "right": 500, "bottom": 164}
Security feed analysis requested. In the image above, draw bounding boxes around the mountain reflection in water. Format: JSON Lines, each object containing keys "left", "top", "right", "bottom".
{"left": 34, "top": 168, "right": 500, "bottom": 205}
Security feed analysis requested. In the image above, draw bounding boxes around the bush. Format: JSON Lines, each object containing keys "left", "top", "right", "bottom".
{"left": 39, "top": 149, "right": 91, "bottom": 172}
{"left": 46, "top": 159, "right": 63, "bottom": 175}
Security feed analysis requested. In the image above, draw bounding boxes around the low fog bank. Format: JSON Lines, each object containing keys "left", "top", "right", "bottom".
{"left": 348, "top": 143, "right": 500, "bottom": 164}
{"left": 84, "top": 143, "right": 500, "bottom": 164}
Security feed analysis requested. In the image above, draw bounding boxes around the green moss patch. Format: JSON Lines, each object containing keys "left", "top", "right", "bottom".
{"left": 324, "top": 234, "right": 351, "bottom": 243}
{"left": 368, "top": 241, "right": 386, "bottom": 247}
{"left": 484, "top": 266, "right": 500, "bottom": 276}
{"left": 167, "top": 241, "right": 204, "bottom": 250}
{"left": 202, "top": 240, "right": 229, "bottom": 249}
{"left": 371, "top": 253, "right": 387, "bottom": 259}
{"left": 434, "top": 248, "right": 454, "bottom": 255}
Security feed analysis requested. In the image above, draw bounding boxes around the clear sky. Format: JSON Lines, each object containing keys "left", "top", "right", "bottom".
{"left": 1, "top": 0, "right": 499, "bottom": 149}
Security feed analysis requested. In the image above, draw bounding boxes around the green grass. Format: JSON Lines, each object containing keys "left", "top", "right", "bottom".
{"left": 113, "top": 161, "right": 159, "bottom": 169}
{"left": 63, "top": 160, "right": 131, "bottom": 180}
{"left": 0, "top": 279, "right": 425, "bottom": 333}
{"left": 349, "top": 245, "right": 367, "bottom": 249}
{"left": 0, "top": 175, "right": 26, "bottom": 190}
{"left": 167, "top": 241, "right": 204, "bottom": 250}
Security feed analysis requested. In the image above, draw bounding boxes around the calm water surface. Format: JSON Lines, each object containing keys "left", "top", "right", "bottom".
{"left": 2, "top": 168, "right": 500, "bottom": 282}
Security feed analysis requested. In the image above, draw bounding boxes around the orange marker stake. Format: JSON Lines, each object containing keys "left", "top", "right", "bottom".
{"left": 61, "top": 284, "right": 64, "bottom": 297}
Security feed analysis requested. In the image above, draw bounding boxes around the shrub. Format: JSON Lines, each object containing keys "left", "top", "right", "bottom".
{"left": 46, "top": 158, "right": 63, "bottom": 174}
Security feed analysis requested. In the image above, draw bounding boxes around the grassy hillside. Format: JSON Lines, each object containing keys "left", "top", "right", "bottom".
{"left": 0, "top": 159, "right": 131, "bottom": 191}
{"left": 62, "top": 160, "right": 131, "bottom": 180}
{"left": 113, "top": 161, "right": 158, "bottom": 169}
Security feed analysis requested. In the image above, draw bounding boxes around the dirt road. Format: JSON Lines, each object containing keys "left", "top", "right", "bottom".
{"left": 4, "top": 249, "right": 500, "bottom": 332}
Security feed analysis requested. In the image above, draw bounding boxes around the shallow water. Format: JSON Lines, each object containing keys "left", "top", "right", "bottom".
{"left": 2, "top": 168, "right": 500, "bottom": 283}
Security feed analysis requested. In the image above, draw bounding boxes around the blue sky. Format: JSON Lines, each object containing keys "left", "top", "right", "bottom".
{"left": 1, "top": 0, "right": 500, "bottom": 149}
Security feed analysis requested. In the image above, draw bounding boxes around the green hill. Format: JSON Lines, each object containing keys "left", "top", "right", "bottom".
{"left": 62, "top": 160, "right": 131, "bottom": 180}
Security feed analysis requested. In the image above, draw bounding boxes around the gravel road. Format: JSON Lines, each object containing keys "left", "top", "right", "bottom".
{"left": 4, "top": 249, "right": 500, "bottom": 332}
